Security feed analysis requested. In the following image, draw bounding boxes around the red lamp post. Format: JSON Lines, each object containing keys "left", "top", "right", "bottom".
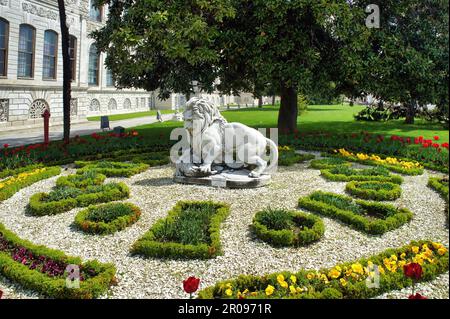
{"left": 42, "top": 109, "right": 51, "bottom": 145}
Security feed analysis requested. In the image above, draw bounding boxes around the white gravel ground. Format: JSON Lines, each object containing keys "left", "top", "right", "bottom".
{"left": 0, "top": 156, "right": 448, "bottom": 299}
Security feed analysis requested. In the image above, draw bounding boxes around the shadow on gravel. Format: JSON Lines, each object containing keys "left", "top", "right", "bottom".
{"left": 133, "top": 177, "right": 174, "bottom": 187}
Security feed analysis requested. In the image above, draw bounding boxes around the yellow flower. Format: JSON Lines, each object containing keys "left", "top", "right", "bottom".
{"left": 328, "top": 268, "right": 341, "bottom": 279}
{"left": 265, "top": 285, "right": 275, "bottom": 296}
{"left": 289, "top": 286, "right": 297, "bottom": 294}
{"left": 411, "top": 246, "right": 420, "bottom": 254}
{"left": 432, "top": 242, "right": 443, "bottom": 250}
{"left": 296, "top": 287, "right": 304, "bottom": 293}
{"left": 225, "top": 288, "right": 233, "bottom": 297}
{"left": 277, "top": 274, "right": 285, "bottom": 284}
{"left": 438, "top": 247, "right": 447, "bottom": 256}
{"left": 351, "top": 263, "right": 364, "bottom": 275}
{"left": 378, "top": 266, "right": 385, "bottom": 275}
{"left": 290, "top": 275, "right": 297, "bottom": 284}
{"left": 340, "top": 278, "right": 347, "bottom": 287}
{"left": 400, "top": 253, "right": 406, "bottom": 259}
{"left": 306, "top": 273, "right": 315, "bottom": 280}
{"left": 390, "top": 255, "right": 398, "bottom": 262}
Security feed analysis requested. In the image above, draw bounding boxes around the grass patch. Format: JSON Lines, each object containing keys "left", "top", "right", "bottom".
{"left": 87, "top": 110, "right": 173, "bottom": 121}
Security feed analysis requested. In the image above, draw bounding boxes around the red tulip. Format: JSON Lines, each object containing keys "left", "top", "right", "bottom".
{"left": 432, "top": 143, "right": 440, "bottom": 148}
{"left": 403, "top": 263, "right": 423, "bottom": 280}
{"left": 183, "top": 276, "right": 200, "bottom": 295}
{"left": 3, "top": 143, "right": 8, "bottom": 148}
{"left": 442, "top": 143, "right": 449, "bottom": 149}
{"left": 408, "top": 293, "right": 427, "bottom": 300}
{"left": 434, "top": 136, "right": 440, "bottom": 141}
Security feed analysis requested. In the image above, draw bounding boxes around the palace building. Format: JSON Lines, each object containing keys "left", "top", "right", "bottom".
{"left": 0, "top": 0, "right": 260, "bottom": 130}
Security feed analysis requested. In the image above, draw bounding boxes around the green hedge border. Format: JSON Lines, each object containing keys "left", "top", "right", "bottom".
{"left": 320, "top": 167, "right": 404, "bottom": 184}
{"left": 0, "top": 164, "right": 44, "bottom": 180}
{"left": 345, "top": 181, "right": 402, "bottom": 201}
{"left": 74, "top": 202, "right": 141, "bottom": 235}
{"left": 428, "top": 177, "right": 449, "bottom": 202}
{"left": 132, "top": 201, "right": 230, "bottom": 260}
{"left": 298, "top": 191, "right": 413, "bottom": 235}
{"left": 28, "top": 183, "right": 130, "bottom": 216}
{"left": 198, "top": 240, "right": 449, "bottom": 299}
{"left": 310, "top": 158, "right": 351, "bottom": 170}
{"left": 252, "top": 210, "right": 324, "bottom": 247}
{"left": 56, "top": 172, "right": 106, "bottom": 189}
{"left": 279, "top": 152, "right": 315, "bottom": 166}
{"left": 75, "top": 161, "right": 149, "bottom": 177}
{"left": 0, "top": 166, "right": 61, "bottom": 202}
{"left": 0, "top": 223, "right": 116, "bottom": 299}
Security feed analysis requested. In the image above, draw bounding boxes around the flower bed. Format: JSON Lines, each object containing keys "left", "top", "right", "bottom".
{"left": 0, "top": 164, "right": 44, "bottom": 180}
{"left": 0, "top": 166, "right": 61, "bottom": 202}
{"left": 56, "top": 171, "right": 106, "bottom": 189}
{"left": 28, "top": 182, "right": 130, "bottom": 216}
{"left": 320, "top": 165, "right": 403, "bottom": 184}
{"left": 310, "top": 158, "right": 351, "bottom": 169}
{"left": 298, "top": 191, "right": 413, "bottom": 235}
{"left": 74, "top": 203, "right": 141, "bottom": 235}
{"left": 345, "top": 181, "right": 402, "bottom": 201}
{"left": 252, "top": 209, "right": 324, "bottom": 247}
{"left": 75, "top": 161, "right": 149, "bottom": 177}
{"left": 333, "top": 149, "right": 424, "bottom": 176}
{"left": 0, "top": 223, "right": 116, "bottom": 299}
{"left": 132, "top": 201, "right": 230, "bottom": 259}
{"left": 197, "top": 240, "right": 448, "bottom": 299}
{"left": 278, "top": 146, "right": 315, "bottom": 166}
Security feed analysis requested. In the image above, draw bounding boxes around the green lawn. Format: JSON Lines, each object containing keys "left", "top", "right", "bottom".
{"left": 132, "top": 104, "right": 449, "bottom": 143}
{"left": 87, "top": 110, "right": 174, "bottom": 122}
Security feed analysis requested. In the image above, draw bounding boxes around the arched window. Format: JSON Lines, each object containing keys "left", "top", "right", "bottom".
{"left": 18, "top": 24, "right": 35, "bottom": 78}
{"left": 43, "top": 30, "right": 58, "bottom": 79}
{"left": 0, "top": 18, "right": 9, "bottom": 77}
{"left": 69, "top": 35, "right": 77, "bottom": 81}
{"left": 88, "top": 44, "right": 99, "bottom": 86}
{"left": 89, "top": 0, "right": 103, "bottom": 22}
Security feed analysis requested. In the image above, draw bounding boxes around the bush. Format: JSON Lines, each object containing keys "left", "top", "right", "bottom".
{"left": 198, "top": 240, "right": 449, "bottom": 299}
{"left": 298, "top": 191, "right": 413, "bottom": 235}
{"left": 320, "top": 166, "right": 404, "bottom": 184}
{"left": 74, "top": 203, "right": 141, "bottom": 235}
{"left": 28, "top": 182, "right": 130, "bottom": 216}
{"left": 354, "top": 106, "right": 395, "bottom": 122}
{"left": 252, "top": 209, "right": 324, "bottom": 247}
{"left": 75, "top": 161, "right": 149, "bottom": 177}
{"left": 428, "top": 177, "right": 449, "bottom": 220}
{"left": 0, "top": 166, "right": 61, "bottom": 202}
{"left": 132, "top": 201, "right": 230, "bottom": 259}
{"left": 278, "top": 147, "right": 315, "bottom": 166}
{"left": 0, "top": 164, "right": 44, "bottom": 179}
{"left": 0, "top": 223, "right": 116, "bottom": 299}
{"left": 345, "top": 181, "right": 402, "bottom": 201}
{"left": 56, "top": 171, "right": 106, "bottom": 189}
{"left": 310, "top": 158, "right": 351, "bottom": 169}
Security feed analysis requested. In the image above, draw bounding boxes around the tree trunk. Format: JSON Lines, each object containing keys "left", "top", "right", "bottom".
{"left": 58, "top": 0, "right": 71, "bottom": 143}
{"left": 278, "top": 85, "right": 298, "bottom": 134}
{"left": 258, "top": 96, "right": 263, "bottom": 108}
{"left": 405, "top": 100, "right": 416, "bottom": 124}
{"left": 272, "top": 95, "right": 276, "bottom": 106}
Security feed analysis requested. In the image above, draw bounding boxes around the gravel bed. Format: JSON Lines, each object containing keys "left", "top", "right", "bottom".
{"left": 0, "top": 157, "right": 448, "bottom": 299}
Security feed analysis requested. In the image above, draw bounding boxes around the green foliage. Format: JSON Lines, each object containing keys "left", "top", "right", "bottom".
{"left": 310, "top": 158, "right": 351, "bottom": 169}
{"left": 75, "top": 161, "right": 149, "bottom": 177}
{"left": 428, "top": 177, "right": 449, "bottom": 202}
{"left": 354, "top": 106, "right": 396, "bottom": 122}
{"left": 74, "top": 203, "right": 141, "bottom": 235}
{"left": 320, "top": 165, "right": 403, "bottom": 184}
{"left": 252, "top": 209, "right": 324, "bottom": 247}
{"left": 56, "top": 171, "right": 106, "bottom": 189}
{"left": 346, "top": 181, "right": 402, "bottom": 201}
{"left": 298, "top": 191, "right": 413, "bottom": 235}
{"left": 297, "top": 94, "right": 308, "bottom": 115}
{"left": 0, "top": 223, "right": 116, "bottom": 299}
{"left": 0, "top": 164, "right": 44, "bottom": 179}
{"left": 278, "top": 149, "right": 315, "bottom": 166}
{"left": 198, "top": 240, "right": 449, "bottom": 299}
{"left": 0, "top": 167, "right": 61, "bottom": 202}
{"left": 132, "top": 201, "right": 230, "bottom": 260}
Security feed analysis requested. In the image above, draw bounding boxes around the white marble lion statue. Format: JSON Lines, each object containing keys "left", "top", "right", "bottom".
{"left": 176, "top": 97, "right": 278, "bottom": 178}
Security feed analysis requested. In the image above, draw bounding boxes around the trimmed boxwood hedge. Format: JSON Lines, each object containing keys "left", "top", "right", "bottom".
{"left": 75, "top": 161, "right": 149, "bottom": 177}
{"left": 95, "top": 151, "right": 170, "bottom": 167}
{"left": 279, "top": 151, "right": 315, "bottom": 166}
{"left": 56, "top": 171, "right": 106, "bottom": 189}
{"left": 345, "top": 181, "right": 402, "bottom": 201}
{"left": 132, "top": 201, "right": 230, "bottom": 260}
{"left": 310, "top": 158, "right": 351, "bottom": 170}
{"left": 320, "top": 166, "right": 403, "bottom": 184}
{"left": 428, "top": 177, "right": 449, "bottom": 203}
{"left": 0, "top": 166, "right": 61, "bottom": 202}
{"left": 0, "top": 223, "right": 116, "bottom": 299}
{"left": 252, "top": 209, "right": 324, "bottom": 247}
{"left": 197, "top": 240, "right": 449, "bottom": 299}
{"left": 28, "top": 183, "right": 130, "bottom": 216}
{"left": 74, "top": 202, "right": 141, "bottom": 235}
{"left": 298, "top": 191, "right": 413, "bottom": 235}
{"left": 0, "top": 163, "right": 44, "bottom": 179}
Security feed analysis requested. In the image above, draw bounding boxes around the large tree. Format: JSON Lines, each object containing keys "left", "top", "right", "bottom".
{"left": 93, "top": 0, "right": 366, "bottom": 133}
{"left": 352, "top": 0, "right": 449, "bottom": 124}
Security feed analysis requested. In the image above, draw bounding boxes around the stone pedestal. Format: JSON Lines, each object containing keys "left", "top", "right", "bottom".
{"left": 174, "top": 169, "right": 271, "bottom": 189}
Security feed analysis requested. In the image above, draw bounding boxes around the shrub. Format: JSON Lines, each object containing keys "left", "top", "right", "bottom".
{"left": 320, "top": 166, "right": 403, "bottom": 184}
{"left": 345, "top": 181, "right": 402, "bottom": 201}
{"left": 428, "top": 177, "right": 449, "bottom": 202}
{"left": 252, "top": 209, "right": 324, "bottom": 247}
{"left": 28, "top": 183, "right": 130, "bottom": 216}
{"left": 298, "top": 191, "right": 413, "bottom": 235}
{"left": 310, "top": 158, "right": 351, "bottom": 169}
{"left": 198, "top": 240, "right": 449, "bottom": 299}
{"left": 0, "top": 164, "right": 44, "bottom": 179}
{"left": 0, "top": 167, "right": 61, "bottom": 202}
{"left": 74, "top": 203, "right": 141, "bottom": 235}
{"left": 75, "top": 161, "right": 149, "bottom": 177}
{"left": 56, "top": 171, "right": 106, "bottom": 189}
{"left": 278, "top": 147, "right": 315, "bottom": 166}
{"left": 132, "top": 201, "right": 230, "bottom": 259}
{"left": 0, "top": 223, "right": 116, "bottom": 299}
